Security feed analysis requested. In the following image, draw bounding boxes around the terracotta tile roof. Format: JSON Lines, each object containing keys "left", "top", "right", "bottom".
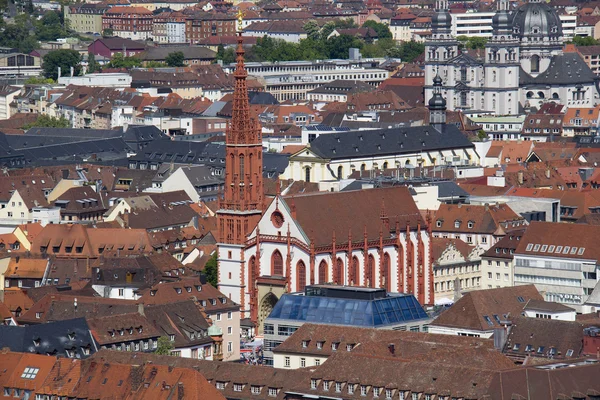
{"left": 515, "top": 221, "right": 600, "bottom": 261}
{"left": 481, "top": 229, "right": 525, "bottom": 259}
{"left": 1, "top": 289, "right": 34, "bottom": 315}
{"left": 485, "top": 141, "right": 534, "bottom": 164}
{"left": 87, "top": 312, "right": 161, "bottom": 345}
{"left": 104, "top": 5, "right": 152, "bottom": 13}
{"left": 143, "top": 301, "right": 211, "bottom": 348}
{"left": 503, "top": 316, "right": 584, "bottom": 360}
{"left": 137, "top": 277, "right": 240, "bottom": 313}
{"left": 283, "top": 186, "right": 425, "bottom": 247}
{"left": 432, "top": 285, "right": 543, "bottom": 331}
{"left": 0, "top": 352, "right": 56, "bottom": 391}
{"left": 4, "top": 256, "right": 48, "bottom": 279}
{"left": 17, "top": 294, "right": 138, "bottom": 324}
{"left": 274, "top": 323, "right": 495, "bottom": 358}
{"left": 433, "top": 203, "right": 526, "bottom": 235}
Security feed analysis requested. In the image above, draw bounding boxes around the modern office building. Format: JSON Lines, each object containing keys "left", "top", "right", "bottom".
{"left": 262, "top": 285, "right": 431, "bottom": 366}
{"left": 223, "top": 58, "right": 389, "bottom": 101}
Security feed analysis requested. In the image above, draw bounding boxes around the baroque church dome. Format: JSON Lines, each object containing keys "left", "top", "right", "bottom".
{"left": 511, "top": 0, "right": 563, "bottom": 39}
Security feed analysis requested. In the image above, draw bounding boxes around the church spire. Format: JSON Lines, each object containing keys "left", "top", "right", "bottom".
{"left": 428, "top": 74, "right": 447, "bottom": 132}
{"left": 218, "top": 12, "right": 264, "bottom": 245}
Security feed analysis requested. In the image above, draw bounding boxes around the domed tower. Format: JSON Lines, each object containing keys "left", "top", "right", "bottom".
{"left": 429, "top": 74, "right": 447, "bottom": 133}
{"left": 483, "top": 0, "right": 520, "bottom": 115}
{"left": 424, "top": 0, "right": 459, "bottom": 112}
{"left": 511, "top": 0, "right": 563, "bottom": 75}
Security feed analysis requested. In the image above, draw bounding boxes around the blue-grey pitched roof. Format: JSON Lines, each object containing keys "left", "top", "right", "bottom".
{"left": 520, "top": 53, "right": 597, "bottom": 86}
{"left": 0, "top": 317, "right": 96, "bottom": 358}
{"left": 431, "top": 181, "right": 469, "bottom": 199}
{"left": 307, "top": 124, "right": 474, "bottom": 160}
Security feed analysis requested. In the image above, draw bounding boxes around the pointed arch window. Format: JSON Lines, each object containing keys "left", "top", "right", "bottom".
{"left": 271, "top": 250, "right": 283, "bottom": 276}
{"left": 335, "top": 258, "right": 344, "bottom": 284}
{"left": 319, "top": 260, "right": 328, "bottom": 283}
{"left": 296, "top": 260, "right": 306, "bottom": 292}
{"left": 351, "top": 256, "right": 359, "bottom": 285}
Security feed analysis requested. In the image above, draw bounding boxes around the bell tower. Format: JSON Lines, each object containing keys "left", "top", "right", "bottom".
{"left": 217, "top": 12, "right": 264, "bottom": 313}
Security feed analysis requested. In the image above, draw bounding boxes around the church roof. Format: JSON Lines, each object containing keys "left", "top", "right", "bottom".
{"left": 306, "top": 124, "right": 474, "bottom": 161}
{"left": 519, "top": 53, "right": 597, "bottom": 86}
{"left": 283, "top": 186, "right": 425, "bottom": 247}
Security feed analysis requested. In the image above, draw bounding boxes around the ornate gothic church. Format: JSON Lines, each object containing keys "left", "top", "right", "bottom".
{"left": 424, "top": 0, "right": 599, "bottom": 115}
{"left": 217, "top": 32, "right": 434, "bottom": 333}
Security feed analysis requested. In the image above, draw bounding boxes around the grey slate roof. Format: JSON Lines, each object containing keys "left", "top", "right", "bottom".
{"left": 0, "top": 317, "right": 96, "bottom": 358}
{"left": 307, "top": 124, "right": 474, "bottom": 160}
{"left": 432, "top": 181, "right": 470, "bottom": 199}
{"left": 520, "top": 53, "right": 597, "bottom": 86}
{"left": 308, "top": 79, "right": 376, "bottom": 96}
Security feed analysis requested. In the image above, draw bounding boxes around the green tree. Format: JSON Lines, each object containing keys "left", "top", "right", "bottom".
{"left": 43, "top": 49, "right": 82, "bottom": 80}
{"left": 571, "top": 36, "right": 599, "bottom": 46}
{"left": 102, "top": 28, "right": 114, "bottom": 37}
{"left": 387, "top": 41, "right": 425, "bottom": 62}
{"left": 155, "top": 336, "right": 174, "bottom": 355}
{"left": 165, "top": 51, "right": 185, "bottom": 67}
{"left": 87, "top": 52, "right": 100, "bottom": 73}
{"left": 106, "top": 53, "right": 142, "bottom": 69}
{"left": 457, "top": 35, "right": 488, "bottom": 49}
{"left": 362, "top": 20, "right": 392, "bottom": 40}
{"left": 204, "top": 253, "right": 218, "bottom": 288}
{"left": 145, "top": 60, "right": 166, "bottom": 68}
{"left": 24, "top": 76, "right": 55, "bottom": 84}
{"left": 23, "top": 115, "right": 70, "bottom": 129}
{"left": 35, "top": 11, "right": 67, "bottom": 41}
{"left": 303, "top": 20, "right": 320, "bottom": 41}
{"left": 326, "top": 34, "right": 362, "bottom": 59}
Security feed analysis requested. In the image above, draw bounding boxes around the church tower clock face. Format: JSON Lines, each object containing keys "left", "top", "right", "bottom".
{"left": 271, "top": 211, "right": 284, "bottom": 228}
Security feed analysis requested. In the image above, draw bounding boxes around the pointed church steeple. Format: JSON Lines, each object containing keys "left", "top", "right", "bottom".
{"left": 218, "top": 14, "right": 264, "bottom": 245}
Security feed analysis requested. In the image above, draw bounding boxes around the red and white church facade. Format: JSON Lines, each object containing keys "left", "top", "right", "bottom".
{"left": 217, "top": 32, "right": 434, "bottom": 332}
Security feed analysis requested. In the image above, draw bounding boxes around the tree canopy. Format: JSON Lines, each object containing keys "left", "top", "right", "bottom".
{"left": 155, "top": 336, "right": 174, "bottom": 355}
{"left": 203, "top": 253, "right": 218, "bottom": 288}
{"left": 43, "top": 49, "right": 82, "bottom": 80}
{"left": 106, "top": 53, "right": 142, "bottom": 69}
{"left": 23, "top": 115, "right": 70, "bottom": 129}
{"left": 165, "top": 51, "right": 185, "bottom": 67}
{"left": 457, "top": 35, "right": 488, "bottom": 49}
{"left": 362, "top": 20, "right": 392, "bottom": 40}
{"left": 570, "top": 36, "right": 599, "bottom": 46}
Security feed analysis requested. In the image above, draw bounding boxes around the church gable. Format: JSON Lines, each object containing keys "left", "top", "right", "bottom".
{"left": 249, "top": 195, "right": 309, "bottom": 245}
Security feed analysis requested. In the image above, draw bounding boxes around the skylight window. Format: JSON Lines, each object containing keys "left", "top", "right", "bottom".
{"left": 541, "top": 245, "right": 548, "bottom": 252}
{"left": 526, "top": 244, "right": 533, "bottom": 251}
{"left": 563, "top": 246, "right": 570, "bottom": 254}
{"left": 517, "top": 296, "right": 525, "bottom": 303}
{"left": 21, "top": 367, "right": 39, "bottom": 379}
{"left": 570, "top": 247, "right": 577, "bottom": 254}
{"left": 578, "top": 248, "right": 585, "bottom": 255}
{"left": 483, "top": 315, "right": 493, "bottom": 326}
{"left": 533, "top": 244, "right": 540, "bottom": 252}
{"left": 555, "top": 246, "right": 563, "bottom": 253}
{"left": 548, "top": 245, "right": 555, "bottom": 252}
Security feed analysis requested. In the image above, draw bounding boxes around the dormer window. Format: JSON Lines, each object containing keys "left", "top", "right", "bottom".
{"left": 332, "top": 342, "right": 339, "bottom": 351}
{"left": 467, "top": 221, "right": 474, "bottom": 229}
{"left": 454, "top": 220, "right": 461, "bottom": 228}
{"left": 150, "top": 290, "right": 157, "bottom": 296}
{"left": 169, "top": 334, "right": 175, "bottom": 341}
{"left": 175, "top": 288, "right": 182, "bottom": 294}
{"left": 316, "top": 341, "right": 324, "bottom": 350}
{"left": 220, "top": 297, "right": 227, "bottom": 304}
{"left": 311, "top": 379, "right": 318, "bottom": 389}
{"left": 185, "top": 287, "right": 192, "bottom": 293}
{"left": 302, "top": 340, "right": 310, "bottom": 348}
{"left": 210, "top": 299, "right": 217, "bottom": 305}
{"left": 346, "top": 343, "right": 354, "bottom": 351}
{"left": 216, "top": 382, "right": 226, "bottom": 390}
{"left": 436, "top": 220, "right": 442, "bottom": 227}
{"left": 196, "top": 285, "right": 202, "bottom": 291}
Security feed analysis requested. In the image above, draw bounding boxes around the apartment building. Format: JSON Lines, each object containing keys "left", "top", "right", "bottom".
{"left": 185, "top": 13, "right": 236, "bottom": 44}
{"left": 102, "top": 6, "right": 154, "bottom": 40}
{"left": 449, "top": 10, "right": 576, "bottom": 39}
{"left": 65, "top": 3, "right": 110, "bottom": 34}
{"left": 153, "top": 11, "right": 186, "bottom": 43}
{"left": 577, "top": 45, "right": 600, "bottom": 75}
{"left": 513, "top": 221, "right": 600, "bottom": 313}
{"left": 224, "top": 59, "right": 389, "bottom": 101}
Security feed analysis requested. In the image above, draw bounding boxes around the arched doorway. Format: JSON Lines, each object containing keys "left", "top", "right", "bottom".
{"left": 337, "top": 165, "right": 343, "bottom": 179}
{"left": 258, "top": 292, "right": 278, "bottom": 335}
{"left": 318, "top": 260, "right": 328, "bottom": 283}
{"left": 271, "top": 250, "right": 283, "bottom": 276}
{"left": 367, "top": 254, "right": 375, "bottom": 287}
{"left": 296, "top": 260, "right": 306, "bottom": 292}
